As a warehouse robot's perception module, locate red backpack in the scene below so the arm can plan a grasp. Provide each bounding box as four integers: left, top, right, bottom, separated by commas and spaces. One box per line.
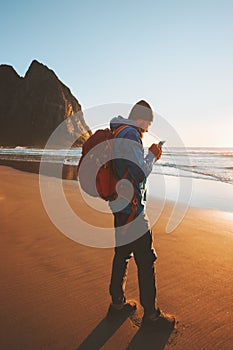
77, 125, 128, 201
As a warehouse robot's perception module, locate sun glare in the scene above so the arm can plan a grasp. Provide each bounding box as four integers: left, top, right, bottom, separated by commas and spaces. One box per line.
143, 132, 160, 147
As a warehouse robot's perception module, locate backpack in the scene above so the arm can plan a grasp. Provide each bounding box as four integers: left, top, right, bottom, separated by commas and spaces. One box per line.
77, 125, 128, 201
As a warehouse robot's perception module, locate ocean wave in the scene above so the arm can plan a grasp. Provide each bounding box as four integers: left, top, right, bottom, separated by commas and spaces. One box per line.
153, 163, 233, 184
159, 162, 233, 171
152, 168, 233, 185
1, 147, 232, 185
158, 163, 196, 169
163, 152, 233, 158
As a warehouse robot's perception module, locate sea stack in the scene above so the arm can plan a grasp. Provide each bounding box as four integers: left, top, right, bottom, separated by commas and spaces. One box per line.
0, 60, 91, 147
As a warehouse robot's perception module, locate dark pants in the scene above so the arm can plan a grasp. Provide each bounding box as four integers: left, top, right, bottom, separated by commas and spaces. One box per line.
109, 212, 157, 314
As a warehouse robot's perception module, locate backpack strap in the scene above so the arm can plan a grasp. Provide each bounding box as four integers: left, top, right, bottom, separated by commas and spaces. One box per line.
112, 124, 131, 138
111, 124, 130, 180
113, 125, 139, 235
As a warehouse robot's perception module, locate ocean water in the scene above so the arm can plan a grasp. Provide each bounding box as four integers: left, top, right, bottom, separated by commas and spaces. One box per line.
1, 146, 233, 213
0, 146, 232, 185
155, 147, 233, 185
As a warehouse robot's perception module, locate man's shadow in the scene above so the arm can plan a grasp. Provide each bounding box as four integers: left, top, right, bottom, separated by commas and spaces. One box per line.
76, 311, 129, 350
76, 310, 174, 350
125, 323, 174, 350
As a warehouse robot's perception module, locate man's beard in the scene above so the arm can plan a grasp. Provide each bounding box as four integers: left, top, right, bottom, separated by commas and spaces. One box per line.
139, 128, 147, 138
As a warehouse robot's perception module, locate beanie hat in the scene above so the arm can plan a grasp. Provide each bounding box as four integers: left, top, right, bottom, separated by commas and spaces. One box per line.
128, 100, 154, 121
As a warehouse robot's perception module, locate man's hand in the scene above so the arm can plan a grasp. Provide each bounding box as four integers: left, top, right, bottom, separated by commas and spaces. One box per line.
149, 143, 162, 161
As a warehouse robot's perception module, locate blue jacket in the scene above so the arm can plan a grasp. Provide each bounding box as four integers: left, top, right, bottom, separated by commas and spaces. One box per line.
109, 116, 155, 216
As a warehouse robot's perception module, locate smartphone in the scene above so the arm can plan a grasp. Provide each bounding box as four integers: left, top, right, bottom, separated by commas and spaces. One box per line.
158, 140, 166, 146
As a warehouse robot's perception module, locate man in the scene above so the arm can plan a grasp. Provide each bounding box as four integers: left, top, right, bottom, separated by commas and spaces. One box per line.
108, 100, 175, 327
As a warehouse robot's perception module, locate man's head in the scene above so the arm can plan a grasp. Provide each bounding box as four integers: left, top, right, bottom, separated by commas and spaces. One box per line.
128, 100, 154, 132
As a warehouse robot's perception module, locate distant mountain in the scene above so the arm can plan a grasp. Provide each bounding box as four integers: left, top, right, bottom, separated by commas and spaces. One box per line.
0, 60, 91, 147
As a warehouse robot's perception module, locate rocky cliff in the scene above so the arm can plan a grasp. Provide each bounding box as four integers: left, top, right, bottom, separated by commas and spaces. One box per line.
0, 60, 91, 147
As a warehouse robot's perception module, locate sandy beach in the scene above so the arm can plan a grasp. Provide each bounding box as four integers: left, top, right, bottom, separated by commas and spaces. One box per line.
1, 165, 233, 350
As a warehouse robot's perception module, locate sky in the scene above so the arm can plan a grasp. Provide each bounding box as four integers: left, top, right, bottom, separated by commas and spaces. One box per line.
1, 0, 233, 147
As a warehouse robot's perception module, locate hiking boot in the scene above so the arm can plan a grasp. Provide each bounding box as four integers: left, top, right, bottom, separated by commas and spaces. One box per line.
108, 300, 137, 317
142, 308, 175, 328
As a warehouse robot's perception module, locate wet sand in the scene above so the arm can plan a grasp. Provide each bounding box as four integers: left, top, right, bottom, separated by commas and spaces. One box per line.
1, 165, 233, 350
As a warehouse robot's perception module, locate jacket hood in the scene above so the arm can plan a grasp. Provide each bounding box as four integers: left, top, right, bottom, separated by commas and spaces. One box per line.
110, 116, 138, 131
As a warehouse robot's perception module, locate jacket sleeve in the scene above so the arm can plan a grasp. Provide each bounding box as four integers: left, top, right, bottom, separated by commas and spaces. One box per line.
120, 128, 155, 183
